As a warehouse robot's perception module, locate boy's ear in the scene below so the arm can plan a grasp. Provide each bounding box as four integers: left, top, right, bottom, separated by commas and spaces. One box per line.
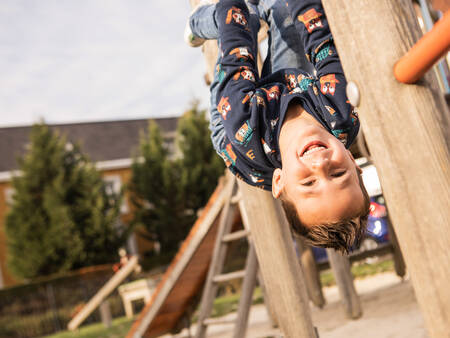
272, 168, 284, 199
347, 150, 363, 174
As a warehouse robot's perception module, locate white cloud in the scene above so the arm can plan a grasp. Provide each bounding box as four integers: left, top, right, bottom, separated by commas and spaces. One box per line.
0, 0, 210, 126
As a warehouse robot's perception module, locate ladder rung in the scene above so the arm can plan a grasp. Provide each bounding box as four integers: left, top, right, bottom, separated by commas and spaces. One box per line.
213, 270, 246, 283
222, 230, 250, 242
230, 192, 242, 204
203, 317, 236, 326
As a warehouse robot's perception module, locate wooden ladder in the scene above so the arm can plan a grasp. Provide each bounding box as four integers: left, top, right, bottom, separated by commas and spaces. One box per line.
194, 176, 260, 338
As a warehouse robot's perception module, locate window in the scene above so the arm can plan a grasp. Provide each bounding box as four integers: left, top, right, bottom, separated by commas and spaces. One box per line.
4, 187, 14, 205
103, 175, 129, 214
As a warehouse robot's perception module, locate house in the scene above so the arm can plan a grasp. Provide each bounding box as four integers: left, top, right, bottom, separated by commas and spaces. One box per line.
0, 117, 178, 288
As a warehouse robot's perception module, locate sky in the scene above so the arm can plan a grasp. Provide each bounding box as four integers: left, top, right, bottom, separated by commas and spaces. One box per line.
0, 0, 210, 127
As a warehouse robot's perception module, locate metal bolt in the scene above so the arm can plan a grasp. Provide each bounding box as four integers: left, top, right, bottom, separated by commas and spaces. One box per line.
346, 81, 360, 107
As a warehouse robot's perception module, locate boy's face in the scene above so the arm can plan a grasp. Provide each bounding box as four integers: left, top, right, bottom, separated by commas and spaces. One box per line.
273, 108, 365, 227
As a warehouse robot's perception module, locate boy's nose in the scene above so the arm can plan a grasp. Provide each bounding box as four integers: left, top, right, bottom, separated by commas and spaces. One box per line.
311, 157, 330, 171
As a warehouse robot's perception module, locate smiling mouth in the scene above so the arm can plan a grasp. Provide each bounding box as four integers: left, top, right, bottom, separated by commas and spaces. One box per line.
300, 141, 328, 157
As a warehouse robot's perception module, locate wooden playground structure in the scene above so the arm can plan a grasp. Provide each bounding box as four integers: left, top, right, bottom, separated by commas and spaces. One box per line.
127, 1, 449, 337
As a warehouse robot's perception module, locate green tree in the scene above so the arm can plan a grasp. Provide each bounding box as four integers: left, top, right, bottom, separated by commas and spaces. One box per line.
177, 102, 224, 214
129, 103, 223, 265
129, 121, 189, 259
5, 124, 125, 279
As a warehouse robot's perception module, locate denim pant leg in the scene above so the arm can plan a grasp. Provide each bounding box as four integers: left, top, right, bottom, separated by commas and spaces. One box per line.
189, 4, 219, 39
189, 0, 313, 73
189, 1, 260, 39
209, 63, 226, 154
188, 4, 224, 153
259, 0, 313, 75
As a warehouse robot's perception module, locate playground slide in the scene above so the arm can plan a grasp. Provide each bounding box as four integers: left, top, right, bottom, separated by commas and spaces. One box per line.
127, 178, 231, 338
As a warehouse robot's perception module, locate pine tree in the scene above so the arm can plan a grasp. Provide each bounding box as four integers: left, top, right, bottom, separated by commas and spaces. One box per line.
5, 124, 125, 279
177, 102, 224, 214
129, 106, 223, 265
129, 121, 189, 257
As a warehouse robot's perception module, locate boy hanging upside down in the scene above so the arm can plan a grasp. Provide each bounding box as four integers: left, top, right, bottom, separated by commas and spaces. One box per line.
186, 0, 370, 253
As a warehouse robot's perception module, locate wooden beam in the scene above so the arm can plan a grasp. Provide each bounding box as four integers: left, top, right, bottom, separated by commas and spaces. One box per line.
326, 249, 362, 319
237, 180, 316, 338
68, 256, 139, 330
232, 244, 258, 338
221, 229, 249, 242
256, 271, 279, 328
322, 1, 450, 336
239, 195, 279, 328
203, 317, 235, 326
296, 239, 325, 308
386, 214, 406, 278
212, 270, 246, 283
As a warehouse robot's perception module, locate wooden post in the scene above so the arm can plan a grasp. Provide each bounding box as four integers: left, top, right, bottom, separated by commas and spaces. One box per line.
386, 214, 406, 278
296, 239, 325, 308
238, 180, 316, 338
239, 193, 279, 329
322, 1, 450, 336
232, 244, 258, 338
256, 272, 279, 328
99, 300, 112, 328
326, 249, 362, 319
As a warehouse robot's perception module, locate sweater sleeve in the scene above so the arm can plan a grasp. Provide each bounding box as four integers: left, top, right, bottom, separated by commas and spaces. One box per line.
214, 0, 283, 188
286, 0, 360, 148
215, 0, 260, 135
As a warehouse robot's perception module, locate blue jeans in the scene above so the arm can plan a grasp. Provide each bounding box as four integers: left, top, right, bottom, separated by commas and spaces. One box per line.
189, 0, 312, 152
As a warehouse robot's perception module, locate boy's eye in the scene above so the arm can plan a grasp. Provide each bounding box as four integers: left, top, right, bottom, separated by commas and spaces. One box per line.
331, 170, 346, 177
302, 180, 315, 186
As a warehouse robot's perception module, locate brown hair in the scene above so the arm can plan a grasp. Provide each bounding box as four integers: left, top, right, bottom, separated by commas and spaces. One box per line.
281, 173, 370, 254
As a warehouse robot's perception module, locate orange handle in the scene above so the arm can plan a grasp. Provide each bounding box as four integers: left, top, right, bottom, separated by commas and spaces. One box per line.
394, 10, 450, 84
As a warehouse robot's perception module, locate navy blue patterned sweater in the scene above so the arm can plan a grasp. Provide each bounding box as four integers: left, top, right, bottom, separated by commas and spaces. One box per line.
215, 0, 359, 190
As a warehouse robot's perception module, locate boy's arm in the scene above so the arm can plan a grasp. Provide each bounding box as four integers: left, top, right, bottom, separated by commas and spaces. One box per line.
287, 0, 359, 147
215, 0, 259, 125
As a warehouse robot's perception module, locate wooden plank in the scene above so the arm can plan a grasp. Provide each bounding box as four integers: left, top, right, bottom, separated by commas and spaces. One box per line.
233, 244, 258, 338
222, 229, 250, 242
322, 1, 450, 336
138, 213, 219, 336
203, 317, 236, 326
68, 256, 139, 330
326, 249, 362, 319
212, 270, 246, 283
237, 180, 316, 338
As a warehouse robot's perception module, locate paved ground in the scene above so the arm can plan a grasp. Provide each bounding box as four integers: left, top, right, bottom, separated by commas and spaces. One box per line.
165, 271, 428, 338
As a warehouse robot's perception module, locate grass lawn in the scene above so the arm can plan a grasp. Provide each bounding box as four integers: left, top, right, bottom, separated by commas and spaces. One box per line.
43, 316, 135, 338
320, 258, 394, 287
